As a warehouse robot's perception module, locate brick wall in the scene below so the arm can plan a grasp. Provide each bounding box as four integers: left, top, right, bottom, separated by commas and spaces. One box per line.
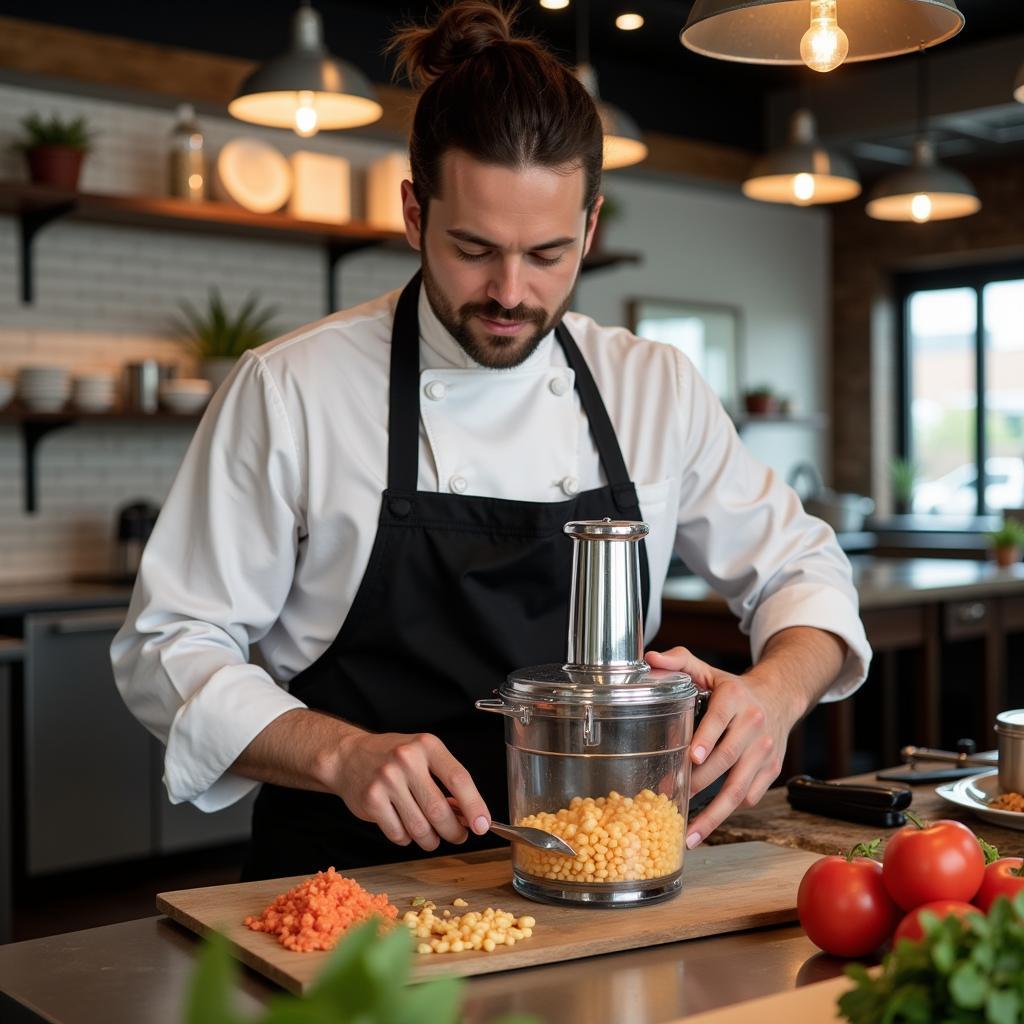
831, 157, 1024, 506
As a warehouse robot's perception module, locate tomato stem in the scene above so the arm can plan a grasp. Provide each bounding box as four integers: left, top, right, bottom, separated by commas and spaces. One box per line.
978, 835, 1000, 865
846, 838, 882, 862
904, 810, 927, 830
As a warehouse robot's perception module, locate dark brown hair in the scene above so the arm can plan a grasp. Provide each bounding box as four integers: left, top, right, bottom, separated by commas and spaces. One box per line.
388, 2, 602, 218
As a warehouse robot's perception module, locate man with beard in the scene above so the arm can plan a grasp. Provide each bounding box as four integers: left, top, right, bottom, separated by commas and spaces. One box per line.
112, 1, 870, 878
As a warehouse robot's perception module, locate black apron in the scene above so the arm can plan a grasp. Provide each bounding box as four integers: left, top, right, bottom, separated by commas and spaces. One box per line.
244, 272, 651, 880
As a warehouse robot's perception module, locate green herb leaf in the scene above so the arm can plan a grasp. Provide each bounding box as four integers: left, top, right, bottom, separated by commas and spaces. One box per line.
950, 961, 988, 1009
986, 988, 1021, 1024
183, 931, 245, 1024
978, 836, 1000, 865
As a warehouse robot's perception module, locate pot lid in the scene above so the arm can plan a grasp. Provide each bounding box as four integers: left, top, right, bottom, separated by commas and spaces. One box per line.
996, 709, 1024, 736
503, 662, 696, 706
564, 520, 650, 540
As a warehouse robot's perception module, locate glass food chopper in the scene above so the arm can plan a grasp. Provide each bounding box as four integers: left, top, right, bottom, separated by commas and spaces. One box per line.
477, 520, 700, 906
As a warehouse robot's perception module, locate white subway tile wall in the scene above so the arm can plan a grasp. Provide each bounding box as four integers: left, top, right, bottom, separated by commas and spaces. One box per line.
0, 81, 417, 583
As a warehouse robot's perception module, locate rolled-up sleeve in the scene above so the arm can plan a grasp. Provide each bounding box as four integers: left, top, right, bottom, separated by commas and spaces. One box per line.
670, 351, 871, 700
111, 351, 309, 811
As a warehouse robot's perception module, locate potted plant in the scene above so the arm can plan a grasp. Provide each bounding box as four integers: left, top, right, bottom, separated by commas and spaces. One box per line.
743, 384, 779, 415
988, 519, 1024, 568
15, 113, 94, 190
889, 457, 918, 516
173, 289, 279, 392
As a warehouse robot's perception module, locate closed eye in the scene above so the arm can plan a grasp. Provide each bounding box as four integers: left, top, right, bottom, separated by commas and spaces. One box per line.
455, 248, 490, 263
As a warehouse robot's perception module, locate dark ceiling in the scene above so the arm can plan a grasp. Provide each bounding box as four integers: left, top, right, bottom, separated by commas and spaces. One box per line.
1, 1, 1023, 151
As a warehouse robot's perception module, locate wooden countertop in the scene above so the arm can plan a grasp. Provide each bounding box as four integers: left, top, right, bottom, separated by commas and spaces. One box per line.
664, 555, 1024, 612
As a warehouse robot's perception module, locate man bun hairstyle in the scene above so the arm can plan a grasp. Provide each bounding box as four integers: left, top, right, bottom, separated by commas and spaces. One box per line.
388, 1, 603, 219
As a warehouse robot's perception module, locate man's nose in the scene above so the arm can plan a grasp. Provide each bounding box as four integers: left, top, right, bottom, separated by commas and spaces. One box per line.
486, 258, 525, 312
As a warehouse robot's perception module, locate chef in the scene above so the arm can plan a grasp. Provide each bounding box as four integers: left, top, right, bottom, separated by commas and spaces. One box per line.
112, 0, 871, 880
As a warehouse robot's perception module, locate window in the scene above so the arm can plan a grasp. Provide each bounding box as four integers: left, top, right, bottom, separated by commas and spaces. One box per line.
898, 263, 1024, 517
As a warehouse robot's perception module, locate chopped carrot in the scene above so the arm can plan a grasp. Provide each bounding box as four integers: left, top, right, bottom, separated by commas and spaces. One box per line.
243, 866, 398, 952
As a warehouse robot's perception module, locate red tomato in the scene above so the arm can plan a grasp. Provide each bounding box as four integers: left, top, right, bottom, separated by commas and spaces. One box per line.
893, 900, 981, 944
798, 852, 899, 957
882, 818, 985, 910
974, 857, 1024, 913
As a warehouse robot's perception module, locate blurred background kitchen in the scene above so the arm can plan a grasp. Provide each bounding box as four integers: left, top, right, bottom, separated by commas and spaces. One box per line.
0, 0, 1022, 946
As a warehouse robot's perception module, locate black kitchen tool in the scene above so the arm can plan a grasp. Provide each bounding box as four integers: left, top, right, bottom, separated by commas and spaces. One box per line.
877, 738, 997, 785
786, 775, 912, 828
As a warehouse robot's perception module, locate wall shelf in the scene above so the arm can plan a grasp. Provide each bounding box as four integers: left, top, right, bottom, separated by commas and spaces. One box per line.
0, 405, 199, 514
732, 412, 828, 430
0, 181, 642, 312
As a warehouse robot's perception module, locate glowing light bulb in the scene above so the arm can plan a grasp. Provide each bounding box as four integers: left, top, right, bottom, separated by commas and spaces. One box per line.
793, 173, 816, 203
800, 0, 849, 73
615, 13, 644, 30
540, 0, 569, 9
910, 193, 933, 223
294, 91, 319, 137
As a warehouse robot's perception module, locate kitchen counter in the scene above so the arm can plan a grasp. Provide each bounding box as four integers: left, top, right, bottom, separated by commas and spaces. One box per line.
663, 555, 1024, 611
0, 911, 833, 1024
0, 580, 133, 618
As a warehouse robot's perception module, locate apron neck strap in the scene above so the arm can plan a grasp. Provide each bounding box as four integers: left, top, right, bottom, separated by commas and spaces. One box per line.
388, 271, 634, 496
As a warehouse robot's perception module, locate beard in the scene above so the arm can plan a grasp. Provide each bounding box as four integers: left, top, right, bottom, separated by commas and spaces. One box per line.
421, 254, 574, 370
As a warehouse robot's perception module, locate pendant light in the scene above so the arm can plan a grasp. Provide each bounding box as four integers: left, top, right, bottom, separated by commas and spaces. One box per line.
681, 0, 964, 72
229, 2, 382, 137
742, 108, 860, 205
866, 54, 980, 223
1014, 62, 1024, 103
574, 0, 648, 169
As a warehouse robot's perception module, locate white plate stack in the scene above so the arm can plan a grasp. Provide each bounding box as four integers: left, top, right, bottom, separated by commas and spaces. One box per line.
159, 378, 212, 414
73, 373, 117, 413
18, 366, 70, 412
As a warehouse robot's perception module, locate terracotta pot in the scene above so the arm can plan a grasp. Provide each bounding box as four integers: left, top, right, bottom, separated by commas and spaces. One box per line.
994, 544, 1021, 568
25, 145, 86, 190
744, 392, 779, 415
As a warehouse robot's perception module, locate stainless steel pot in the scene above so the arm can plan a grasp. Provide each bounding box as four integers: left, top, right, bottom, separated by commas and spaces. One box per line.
788, 462, 875, 533
477, 519, 701, 907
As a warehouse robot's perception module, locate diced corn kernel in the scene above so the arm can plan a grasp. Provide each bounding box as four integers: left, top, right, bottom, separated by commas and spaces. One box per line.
453, 897, 469, 907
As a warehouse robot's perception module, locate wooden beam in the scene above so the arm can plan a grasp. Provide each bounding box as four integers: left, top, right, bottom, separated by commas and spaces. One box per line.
0, 14, 751, 186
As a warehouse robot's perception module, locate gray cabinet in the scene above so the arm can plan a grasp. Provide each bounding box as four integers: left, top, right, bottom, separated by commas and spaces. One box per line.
24, 609, 150, 874
23, 608, 253, 874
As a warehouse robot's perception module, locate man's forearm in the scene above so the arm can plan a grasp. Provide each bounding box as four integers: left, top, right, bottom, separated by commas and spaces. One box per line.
744, 625, 847, 724
231, 708, 364, 793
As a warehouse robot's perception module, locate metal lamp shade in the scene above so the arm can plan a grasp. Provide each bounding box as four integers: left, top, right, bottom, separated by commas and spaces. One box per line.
743, 109, 860, 205
228, 6, 382, 131
865, 139, 980, 221
599, 102, 648, 170
681, 0, 964, 65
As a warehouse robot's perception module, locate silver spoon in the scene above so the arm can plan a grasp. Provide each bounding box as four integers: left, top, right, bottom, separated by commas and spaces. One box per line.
487, 820, 577, 858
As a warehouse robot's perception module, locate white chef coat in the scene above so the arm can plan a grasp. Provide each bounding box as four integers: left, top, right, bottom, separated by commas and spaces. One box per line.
111, 284, 871, 813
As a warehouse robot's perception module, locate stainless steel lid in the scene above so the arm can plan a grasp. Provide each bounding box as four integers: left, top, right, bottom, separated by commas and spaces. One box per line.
503, 663, 696, 708
564, 520, 650, 540
996, 709, 1024, 737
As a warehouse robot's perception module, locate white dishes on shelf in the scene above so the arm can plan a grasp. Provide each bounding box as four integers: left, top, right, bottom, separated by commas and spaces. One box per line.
73, 373, 116, 413
0, 378, 13, 411
159, 378, 212, 415
18, 366, 70, 412
935, 769, 1024, 832
215, 139, 292, 213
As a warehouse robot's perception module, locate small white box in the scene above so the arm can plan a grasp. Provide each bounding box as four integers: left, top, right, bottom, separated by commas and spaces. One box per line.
288, 151, 351, 224
366, 151, 412, 232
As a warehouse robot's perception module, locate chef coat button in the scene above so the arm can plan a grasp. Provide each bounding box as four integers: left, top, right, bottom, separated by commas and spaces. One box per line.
560, 475, 579, 496
449, 475, 468, 494
549, 375, 569, 396
388, 497, 412, 518
424, 380, 447, 401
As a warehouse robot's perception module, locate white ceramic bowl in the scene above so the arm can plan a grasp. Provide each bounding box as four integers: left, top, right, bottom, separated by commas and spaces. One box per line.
160, 379, 211, 414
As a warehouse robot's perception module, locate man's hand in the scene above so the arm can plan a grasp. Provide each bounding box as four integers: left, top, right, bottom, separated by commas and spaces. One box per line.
233, 710, 492, 852
319, 730, 492, 852
646, 627, 845, 850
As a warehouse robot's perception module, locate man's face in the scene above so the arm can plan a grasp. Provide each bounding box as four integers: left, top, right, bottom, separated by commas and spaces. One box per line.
401, 150, 601, 369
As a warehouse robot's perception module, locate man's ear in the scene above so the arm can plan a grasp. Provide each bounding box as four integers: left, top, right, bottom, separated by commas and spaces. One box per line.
401, 180, 423, 252
583, 194, 604, 257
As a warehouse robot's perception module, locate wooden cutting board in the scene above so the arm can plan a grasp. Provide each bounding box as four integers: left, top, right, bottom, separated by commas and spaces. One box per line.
157, 841, 819, 995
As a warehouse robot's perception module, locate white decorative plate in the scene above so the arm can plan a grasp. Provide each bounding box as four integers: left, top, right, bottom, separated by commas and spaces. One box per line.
936, 770, 1024, 831
214, 138, 292, 213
